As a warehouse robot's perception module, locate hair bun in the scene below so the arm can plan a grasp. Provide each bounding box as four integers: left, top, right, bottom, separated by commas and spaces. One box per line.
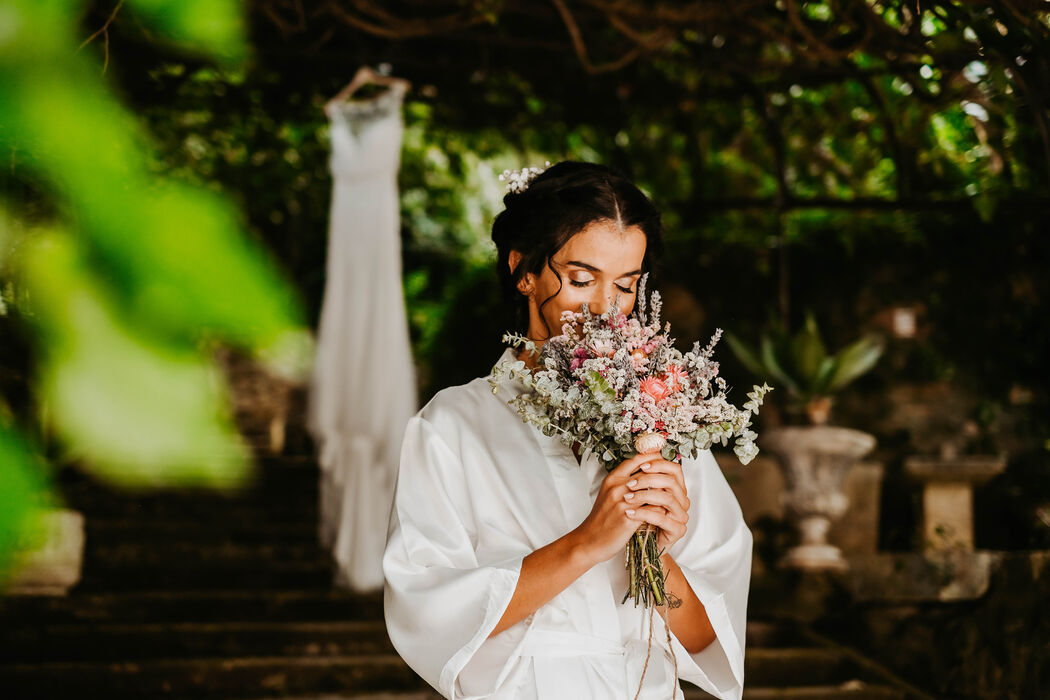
502, 189, 524, 210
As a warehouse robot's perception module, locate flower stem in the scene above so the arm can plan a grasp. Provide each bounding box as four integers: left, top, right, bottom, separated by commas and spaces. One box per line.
625, 524, 666, 608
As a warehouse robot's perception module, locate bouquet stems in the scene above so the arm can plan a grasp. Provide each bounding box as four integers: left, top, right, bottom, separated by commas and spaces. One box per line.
624, 523, 667, 607
623, 432, 670, 608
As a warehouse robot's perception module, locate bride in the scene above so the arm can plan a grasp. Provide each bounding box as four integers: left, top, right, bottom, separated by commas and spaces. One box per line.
383, 161, 752, 700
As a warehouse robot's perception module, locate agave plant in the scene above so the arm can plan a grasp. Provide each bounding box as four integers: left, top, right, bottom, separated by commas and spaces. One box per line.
726, 311, 885, 425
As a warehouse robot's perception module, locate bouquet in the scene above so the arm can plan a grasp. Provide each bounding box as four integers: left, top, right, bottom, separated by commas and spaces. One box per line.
488, 273, 772, 609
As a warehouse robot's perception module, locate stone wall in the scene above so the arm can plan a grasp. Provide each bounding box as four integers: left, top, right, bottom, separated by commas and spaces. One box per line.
819, 551, 1050, 699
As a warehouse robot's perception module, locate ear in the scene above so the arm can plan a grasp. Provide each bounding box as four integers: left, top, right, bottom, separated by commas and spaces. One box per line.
508, 250, 533, 295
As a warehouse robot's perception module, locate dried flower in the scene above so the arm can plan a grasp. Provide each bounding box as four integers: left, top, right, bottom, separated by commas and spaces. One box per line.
488, 272, 773, 612
488, 271, 773, 469
639, 377, 670, 402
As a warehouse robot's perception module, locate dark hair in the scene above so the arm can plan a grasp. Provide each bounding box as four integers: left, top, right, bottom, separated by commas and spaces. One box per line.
491, 160, 665, 339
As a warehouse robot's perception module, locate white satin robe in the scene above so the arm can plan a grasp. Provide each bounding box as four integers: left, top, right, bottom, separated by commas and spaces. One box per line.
384, 346, 753, 700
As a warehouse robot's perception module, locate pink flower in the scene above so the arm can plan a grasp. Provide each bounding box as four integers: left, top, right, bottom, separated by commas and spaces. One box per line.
639, 377, 670, 402
662, 363, 688, 392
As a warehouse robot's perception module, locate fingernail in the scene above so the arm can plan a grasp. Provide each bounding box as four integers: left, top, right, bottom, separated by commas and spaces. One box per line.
624, 492, 635, 501
640, 463, 652, 471
625, 509, 636, 516
627, 479, 637, 487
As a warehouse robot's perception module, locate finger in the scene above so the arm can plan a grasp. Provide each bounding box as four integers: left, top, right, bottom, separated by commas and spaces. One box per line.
638, 459, 686, 493
628, 506, 687, 538
624, 486, 678, 513
609, 451, 664, 479
626, 475, 687, 510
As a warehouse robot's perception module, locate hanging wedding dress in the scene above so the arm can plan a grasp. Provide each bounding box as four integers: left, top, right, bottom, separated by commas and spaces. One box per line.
307, 81, 418, 592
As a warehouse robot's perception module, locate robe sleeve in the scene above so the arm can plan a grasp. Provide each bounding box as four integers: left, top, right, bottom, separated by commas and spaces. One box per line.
666, 447, 753, 700
383, 413, 528, 700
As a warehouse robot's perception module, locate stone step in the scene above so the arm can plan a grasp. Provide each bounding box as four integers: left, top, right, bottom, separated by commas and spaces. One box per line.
85, 518, 319, 543
1, 620, 394, 663
62, 471, 320, 496
64, 499, 319, 522
61, 482, 318, 508
56, 467, 321, 512
0, 590, 383, 624
217, 683, 906, 700
738, 684, 906, 699
744, 620, 810, 648
237, 694, 443, 700
744, 648, 853, 687
0, 619, 809, 666
86, 541, 331, 566
76, 559, 334, 592
0, 654, 426, 699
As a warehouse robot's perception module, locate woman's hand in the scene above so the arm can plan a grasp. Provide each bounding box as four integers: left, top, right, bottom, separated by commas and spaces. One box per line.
571, 451, 690, 565
623, 456, 690, 552
490, 451, 690, 638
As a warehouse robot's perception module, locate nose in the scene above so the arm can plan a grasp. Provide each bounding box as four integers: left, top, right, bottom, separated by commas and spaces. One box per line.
588, 288, 617, 316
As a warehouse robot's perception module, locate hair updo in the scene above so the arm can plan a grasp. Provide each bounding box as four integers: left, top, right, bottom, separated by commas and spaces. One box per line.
491, 160, 665, 339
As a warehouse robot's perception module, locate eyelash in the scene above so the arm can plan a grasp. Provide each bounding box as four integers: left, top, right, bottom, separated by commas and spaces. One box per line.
569, 280, 634, 294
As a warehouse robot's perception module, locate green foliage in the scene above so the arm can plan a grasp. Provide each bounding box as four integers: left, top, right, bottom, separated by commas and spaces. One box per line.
2, 0, 1046, 550
0, 425, 49, 587
726, 311, 885, 423
0, 0, 305, 578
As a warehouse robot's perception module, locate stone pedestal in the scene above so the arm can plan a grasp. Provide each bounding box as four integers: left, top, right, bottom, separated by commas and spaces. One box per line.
761, 426, 877, 572
903, 454, 1006, 552
6, 508, 85, 595
716, 454, 884, 557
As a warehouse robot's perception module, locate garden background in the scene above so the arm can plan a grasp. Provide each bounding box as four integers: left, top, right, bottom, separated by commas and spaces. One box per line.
1, 2, 1048, 698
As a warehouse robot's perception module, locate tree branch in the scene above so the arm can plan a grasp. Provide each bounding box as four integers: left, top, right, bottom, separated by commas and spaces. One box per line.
77, 0, 125, 74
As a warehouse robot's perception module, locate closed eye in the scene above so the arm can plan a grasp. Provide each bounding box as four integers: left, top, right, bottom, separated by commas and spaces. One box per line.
569, 280, 634, 294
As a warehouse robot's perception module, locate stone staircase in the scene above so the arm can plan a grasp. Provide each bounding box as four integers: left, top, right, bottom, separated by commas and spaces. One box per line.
0, 450, 921, 699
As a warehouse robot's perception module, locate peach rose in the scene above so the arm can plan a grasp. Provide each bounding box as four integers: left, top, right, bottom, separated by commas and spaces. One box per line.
639, 376, 670, 402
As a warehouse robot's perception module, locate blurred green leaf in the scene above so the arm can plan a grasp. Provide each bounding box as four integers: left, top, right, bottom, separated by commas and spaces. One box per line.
1, 75, 304, 350
791, 311, 827, 388
760, 334, 800, 396
125, 0, 248, 63
826, 334, 886, 393
725, 331, 766, 379
812, 356, 837, 395
20, 230, 251, 488
0, 425, 49, 582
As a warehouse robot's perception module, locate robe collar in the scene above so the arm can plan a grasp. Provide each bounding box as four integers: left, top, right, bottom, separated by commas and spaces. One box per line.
489, 345, 605, 500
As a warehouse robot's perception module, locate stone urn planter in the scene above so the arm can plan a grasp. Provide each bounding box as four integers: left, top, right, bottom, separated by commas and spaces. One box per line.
762, 426, 876, 571
6, 508, 85, 595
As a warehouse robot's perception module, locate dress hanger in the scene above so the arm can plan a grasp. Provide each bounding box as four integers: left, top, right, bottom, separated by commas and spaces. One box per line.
324, 65, 411, 119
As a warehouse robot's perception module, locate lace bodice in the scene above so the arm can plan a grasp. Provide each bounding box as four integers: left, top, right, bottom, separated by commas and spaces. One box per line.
327, 82, 407, 179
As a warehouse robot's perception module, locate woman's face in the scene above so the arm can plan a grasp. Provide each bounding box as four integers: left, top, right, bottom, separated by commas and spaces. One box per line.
510, 219, 647, 344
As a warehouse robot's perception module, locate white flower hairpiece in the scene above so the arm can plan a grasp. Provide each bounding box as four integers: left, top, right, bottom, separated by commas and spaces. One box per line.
499, 160, 552, 194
